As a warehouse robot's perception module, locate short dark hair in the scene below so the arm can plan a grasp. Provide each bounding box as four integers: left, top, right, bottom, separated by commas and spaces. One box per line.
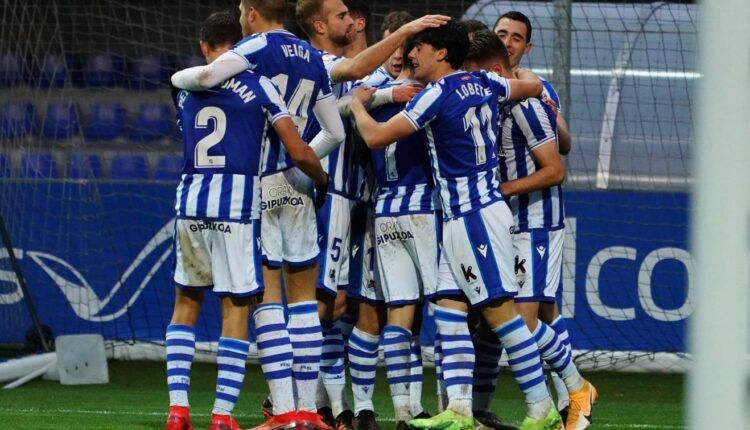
241, 0, 287, 24
495, 11, 532, 42
410, 20, 469, 70
344, 0, 370, 23
460, 19, 488, 35
465, 29, 510, 70
200, 10, 243, 49
295, 0, 323, 38
380, 11, 413, 37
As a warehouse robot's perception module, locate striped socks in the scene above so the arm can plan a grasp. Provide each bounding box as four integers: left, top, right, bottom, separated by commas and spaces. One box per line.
433, 306, 474, 417
382, 325, 412, 421
288, 301, 323, 412
348, 326, 379, 414
166, 324, 195, 407
212, 337, 250, 415
254, 303, 295, 415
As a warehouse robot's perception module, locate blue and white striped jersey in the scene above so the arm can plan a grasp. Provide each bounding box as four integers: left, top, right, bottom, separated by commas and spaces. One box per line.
356, 66, 393, 89
400, 70, 510, 219
541, 78, 560, 111
304, 51, 359, 198
498, 97, 564, 231
230, 29, 332, 175
174, 71, 289, 221
370, 79, 435, 216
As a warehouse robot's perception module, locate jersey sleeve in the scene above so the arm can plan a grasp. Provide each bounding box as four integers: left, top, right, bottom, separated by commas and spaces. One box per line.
512, 98, 557, 151
257, 76, 291, 124
399, 85, 444, 131
541, 79, 561, 113
316, 52, 337, 101
229, 34, 269, 70
484, 71, 512, 103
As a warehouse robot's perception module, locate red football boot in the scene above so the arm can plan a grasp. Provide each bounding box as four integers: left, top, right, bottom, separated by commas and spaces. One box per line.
249, 410, 298, 430
165, 405, 193, 430
297, 410, 334, 430
209, 413, 241, 430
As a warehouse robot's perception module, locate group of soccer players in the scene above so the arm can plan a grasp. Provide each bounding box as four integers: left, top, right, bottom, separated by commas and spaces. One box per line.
163, 1, 597, 430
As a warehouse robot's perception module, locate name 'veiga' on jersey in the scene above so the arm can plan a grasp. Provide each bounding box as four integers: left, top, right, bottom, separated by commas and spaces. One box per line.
175, 71, 289, 221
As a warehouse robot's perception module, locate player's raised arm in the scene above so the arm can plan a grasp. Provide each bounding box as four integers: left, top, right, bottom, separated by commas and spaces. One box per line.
171, 50, 247, 91
350, 86, 417, 149
273, 117, 328, 186
505, 67, 543, 101
543, 95, 572, 155
329, 14, 451, 83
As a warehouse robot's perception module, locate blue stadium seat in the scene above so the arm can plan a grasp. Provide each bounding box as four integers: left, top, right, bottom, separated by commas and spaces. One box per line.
42, 102, 80, 140
84, 102, 125, 141
84, 53, 124, 87
1, 101, 35, 138
20, 153, 58, 178
110, 154, 149, 180
68, 153, 103, 179
0, 154, 10, 177
130, 54, 169, 90
154, 155, 183, 181
0, 52, 23, 87
38, 53, 71, 88
129, 103, 173, 141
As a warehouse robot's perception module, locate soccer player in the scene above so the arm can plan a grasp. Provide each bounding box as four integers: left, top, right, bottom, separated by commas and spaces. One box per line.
171, 2, 345, 429
354, 45, 436, 428
350, 21, 563, 430
295, 2, 447, 428
493, 11, 571, 155
165, 10, 328, 430
466, 29, 598, 430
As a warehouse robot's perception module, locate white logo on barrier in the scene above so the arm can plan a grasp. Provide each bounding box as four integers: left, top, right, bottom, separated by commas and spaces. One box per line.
0, 220, 174, 322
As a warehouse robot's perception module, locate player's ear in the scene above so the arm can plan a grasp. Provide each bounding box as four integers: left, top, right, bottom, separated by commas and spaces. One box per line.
199, 41, 210, 60
436, 47, 448, 63
313, 19, 326, 36
524, 41, 533, 55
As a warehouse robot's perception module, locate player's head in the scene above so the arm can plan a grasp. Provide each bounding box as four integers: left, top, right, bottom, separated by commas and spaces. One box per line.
493, 11, 533, 68
344, 0, 370, 43
407, 20, 469, 82
239, 0, 287, 35
296, 0, 355, 47
199, 10, 243, 63
380, 11, 413, 78
463, 29, 511, 76
460, 19, 489, 40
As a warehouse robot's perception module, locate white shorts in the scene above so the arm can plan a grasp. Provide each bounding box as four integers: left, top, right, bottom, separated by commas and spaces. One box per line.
375, 213, 439, 305
173, 218, 263, 297
513, 228, 564, 303
440, 202, 516, 307
261, 168, 319, 267
348, 204, 384, 304
316, 193, 355, 296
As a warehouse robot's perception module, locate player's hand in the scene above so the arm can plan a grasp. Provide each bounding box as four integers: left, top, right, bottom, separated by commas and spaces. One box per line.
392, 83, 423, 103
400, 15, 452, 35
314, 174, 329, 210
352, 86, 376, 104
542, 94, 559, 117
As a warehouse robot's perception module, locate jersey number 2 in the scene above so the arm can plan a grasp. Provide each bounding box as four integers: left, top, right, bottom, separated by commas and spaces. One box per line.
194, 106, 226, 168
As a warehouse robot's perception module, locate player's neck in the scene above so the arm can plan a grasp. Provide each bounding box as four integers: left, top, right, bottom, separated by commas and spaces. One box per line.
427, 62, 457, 82
396, 68, 415, 81
311, 36, 347, 56
250, 20, 284, 34
344, 36, 367, 57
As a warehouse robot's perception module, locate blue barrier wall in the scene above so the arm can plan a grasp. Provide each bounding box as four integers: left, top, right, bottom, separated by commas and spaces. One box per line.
0, 183, 691, 353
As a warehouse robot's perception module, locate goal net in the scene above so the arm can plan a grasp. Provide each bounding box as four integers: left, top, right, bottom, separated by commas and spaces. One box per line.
0, 0, 696, 372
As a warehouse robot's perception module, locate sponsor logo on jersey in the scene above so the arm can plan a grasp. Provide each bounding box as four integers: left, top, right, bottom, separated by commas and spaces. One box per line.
261, 184, 305, 210
188, 221, 233, 234
376, 220, 415, 245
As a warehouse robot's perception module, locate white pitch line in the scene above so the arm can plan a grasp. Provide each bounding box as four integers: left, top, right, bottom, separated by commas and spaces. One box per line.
0, 407, 686, 429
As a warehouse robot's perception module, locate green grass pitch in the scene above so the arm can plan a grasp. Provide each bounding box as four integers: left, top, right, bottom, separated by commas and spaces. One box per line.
0, 360, 683, 429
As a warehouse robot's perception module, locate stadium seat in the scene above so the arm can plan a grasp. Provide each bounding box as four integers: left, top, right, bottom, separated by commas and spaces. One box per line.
154, 155, 183, 181
129, 103, 173, 141
84, 102, 126, 141
0, 52, 23, 87
68, 153, 103, 179
0, 101, 35, 138
0, 154, 10, 177
42, 102, 80, 140
38, 53, 71, 88
84, 53, 124, 87
110, 154, 149, 180
129, 53, 169, 90
20, 153, 58, 178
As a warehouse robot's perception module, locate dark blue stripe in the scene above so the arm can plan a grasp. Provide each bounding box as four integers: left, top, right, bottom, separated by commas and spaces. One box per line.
433, 309, 467, 323
512, 363, 542, 378
288, 302, 318, 315
531, 229, 550, 297
437, 334, 472, 343
315, 194, 333, 288
293, 371, 319, 381
217, 377, 244, 390
263, 368, 293, 380
442, 361, 475, 371
218, 349, 249, 361
258, 338, 293, 350
321, 364, 345, 374
167, 367, 191, 377
290, 340, 322, 349
511, 121, 530, 227
321, 352, 343, 360
496, 316, 526, 338
218, 173, 233, 219
259, 352, 293, 365
442, 347, 475, 357
385, 362, 411, 372
217, 364, 246, 374
167, 353, 193, 363
506, 337, 537, 355
289, 326, 322, 335
348, 362, 375, 372
444, 376, 474, 386
166, 338, 195, 348
167, 324, 194, 335
385, 375, 411, 385
551, 354, 571, 373
218, 338, 250, 352
464, 209, 504, 296
177, 175, 193, 216
215, 391, 238, 403
349, 348, 378, 359
293, 354, 322, 364
168, 383, 189, 392
384, 349, 411, 359
349, 334, 379, 352
508, 350, 541, 367
240, 173, 253, 218
382, 325, 412, 338
255, 323, 288, 336
519, 375, 546, 392
195, 173, 211, 217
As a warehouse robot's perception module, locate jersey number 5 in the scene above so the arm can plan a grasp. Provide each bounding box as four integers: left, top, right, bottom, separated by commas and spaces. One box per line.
194, 106, 227, 169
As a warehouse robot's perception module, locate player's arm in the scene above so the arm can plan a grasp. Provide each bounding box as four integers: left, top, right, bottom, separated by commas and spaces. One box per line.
350, 87, 417, 149
329, 14, 451, 83
505, 68, 543, 101
171, 50, 247, 91
337, 83, 422, 117
542, 95, 572, 155
309, 95, 346, 159
500, 141, 564, 197
274, 117, 328, 186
